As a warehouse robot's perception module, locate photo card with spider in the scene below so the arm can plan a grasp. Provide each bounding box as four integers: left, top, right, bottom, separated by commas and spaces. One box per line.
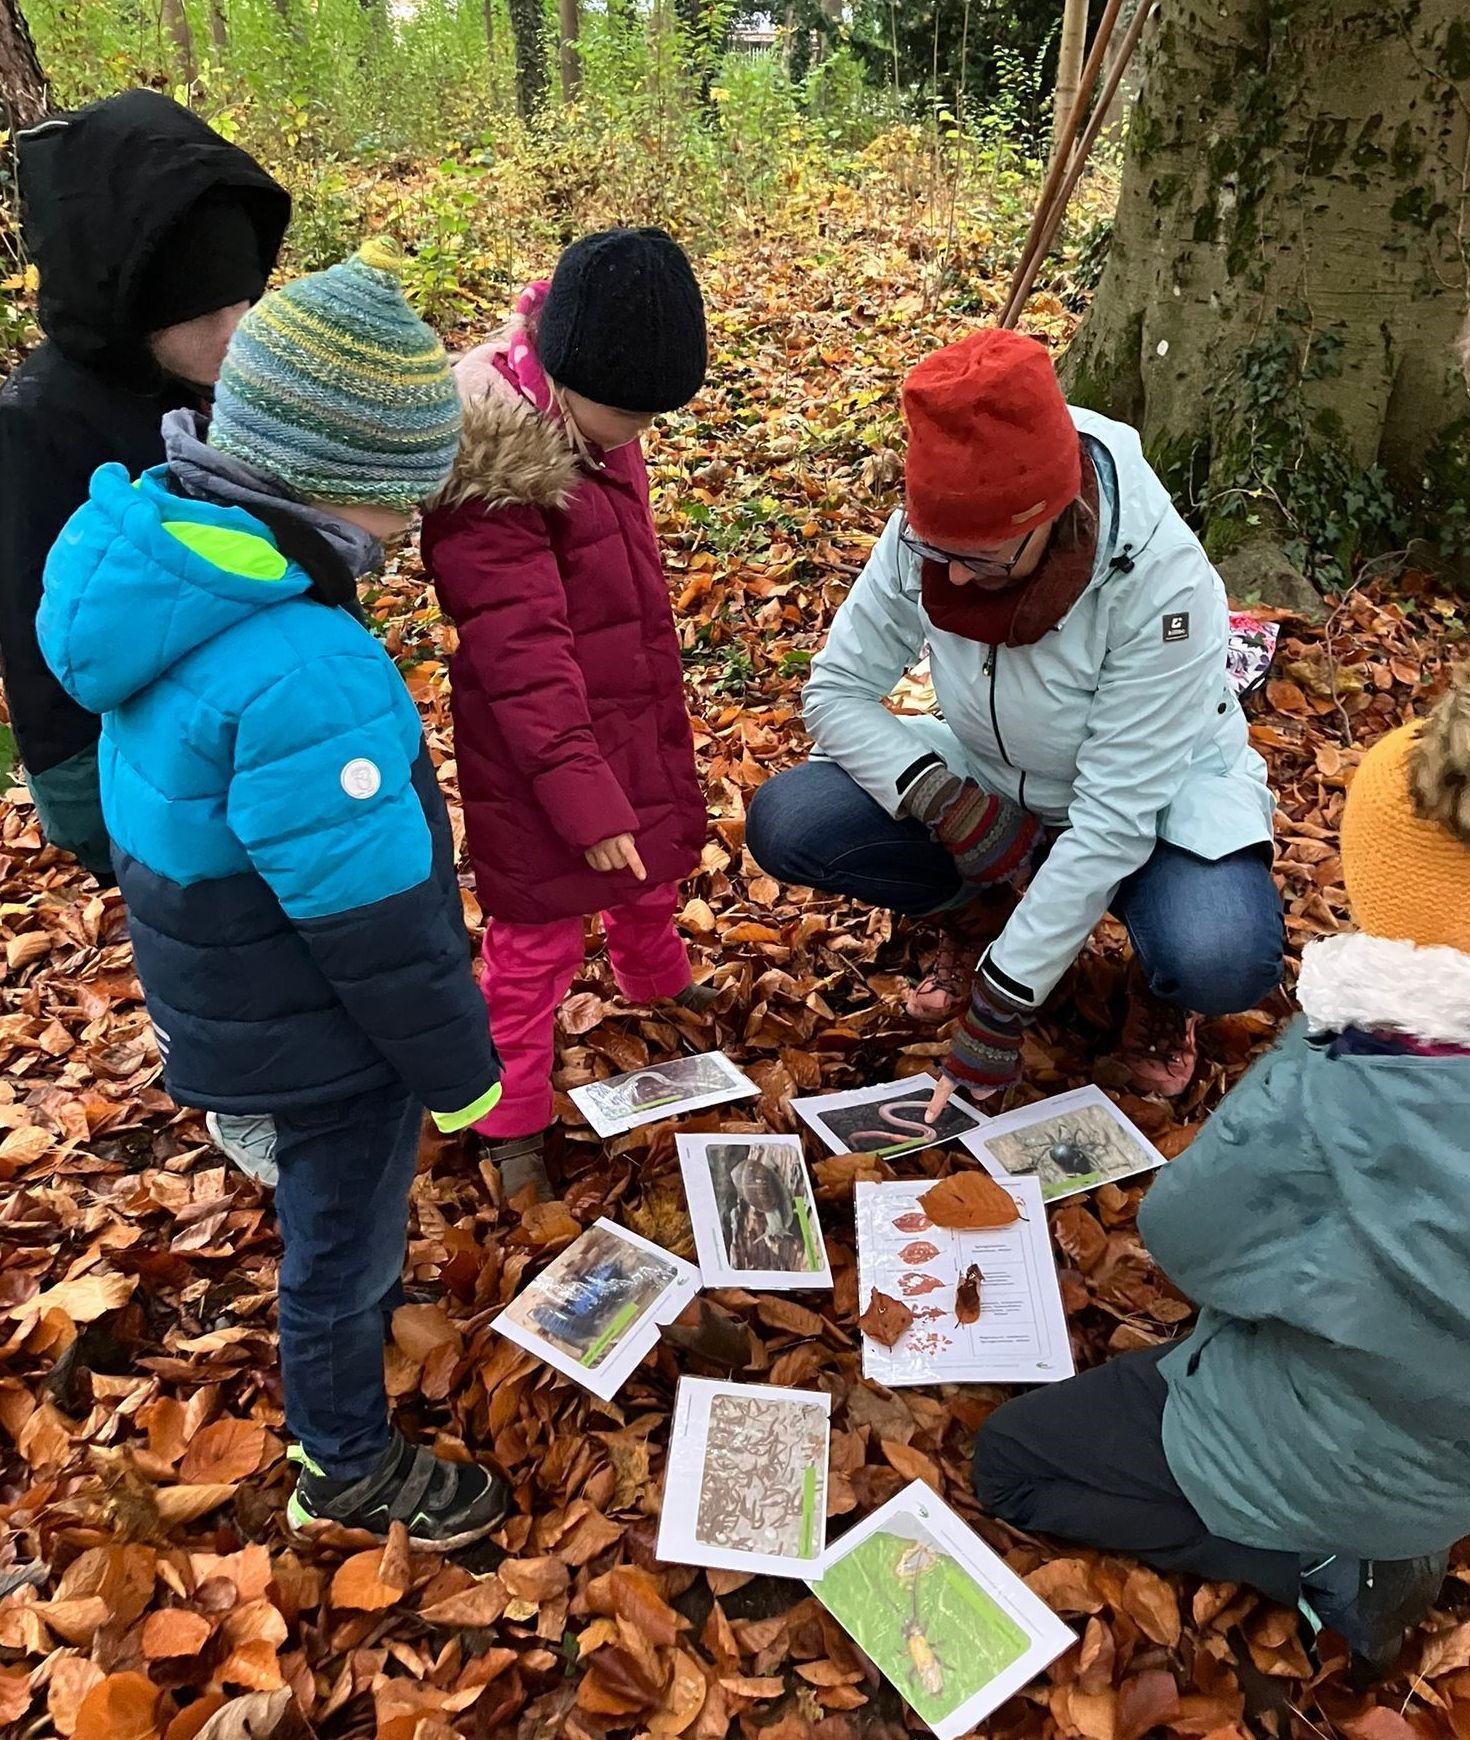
810, 1479, 1074, 1740
494, 1219, 700, 1402
677, 1134, 833, 1291
569, 1050, 758, 1138
962, 1085, 1163, 1203
657, 1378, 831, 1576
791, 1074, 991, 1160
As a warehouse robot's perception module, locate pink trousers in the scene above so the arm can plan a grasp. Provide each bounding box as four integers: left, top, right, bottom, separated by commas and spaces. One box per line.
475, 880, 693, 1139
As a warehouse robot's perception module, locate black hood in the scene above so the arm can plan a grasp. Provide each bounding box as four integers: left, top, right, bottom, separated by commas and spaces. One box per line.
18, 89, 290, 376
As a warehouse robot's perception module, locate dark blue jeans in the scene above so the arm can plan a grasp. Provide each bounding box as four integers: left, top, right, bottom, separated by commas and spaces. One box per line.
747, 760, 1283, 1015
273, 1086, 421, 1479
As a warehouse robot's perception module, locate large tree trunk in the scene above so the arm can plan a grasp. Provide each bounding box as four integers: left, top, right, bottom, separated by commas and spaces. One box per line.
1064, 0, 1470, 591
507, 0, 548, 116
1, 0, 48, 128
161, 0, 197, 85
558, 0, 581, 102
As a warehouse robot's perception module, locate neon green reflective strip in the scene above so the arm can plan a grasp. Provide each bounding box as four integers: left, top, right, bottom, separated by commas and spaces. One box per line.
287, 1444, 326, 1477
431, 1082, 503, 1134
162, 520, 289, 582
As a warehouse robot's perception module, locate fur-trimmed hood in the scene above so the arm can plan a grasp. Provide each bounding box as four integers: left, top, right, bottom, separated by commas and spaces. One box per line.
1298, 930, 1470, 1046
434, 378, 581, 515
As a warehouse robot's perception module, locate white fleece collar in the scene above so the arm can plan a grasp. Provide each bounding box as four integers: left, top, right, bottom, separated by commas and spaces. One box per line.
1297, 932, 1470, 1045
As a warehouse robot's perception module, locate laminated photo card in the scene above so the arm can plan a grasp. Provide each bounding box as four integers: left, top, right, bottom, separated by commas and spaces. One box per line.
570, 1050, 758, 1138
961, 1084, 1162, 1203
810, 1480, 1075, 1740
854, 1177, 1074, 1386
657, 1377, 831, 1576
494, 1219, 699, 1402
676, 1134, 832, 1291
791, 1074, 991, 1160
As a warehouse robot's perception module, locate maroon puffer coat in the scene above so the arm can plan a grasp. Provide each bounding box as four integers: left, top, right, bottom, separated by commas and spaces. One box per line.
420, 385, 706, 924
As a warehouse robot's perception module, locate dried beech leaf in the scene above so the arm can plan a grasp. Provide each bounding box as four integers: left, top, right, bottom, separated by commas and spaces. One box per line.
329, 1547, 405, 1612
142, 1607, 213, 1659
418, 1577, 509, 1628
72, 1673, 163, 1740
954, 1263, 983, 1324
857, 1289, 912, 1348
919, 1171, 1019, 1230
179, 1419, 266, 1485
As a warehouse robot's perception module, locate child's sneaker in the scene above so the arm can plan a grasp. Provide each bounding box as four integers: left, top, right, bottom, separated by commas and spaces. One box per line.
287, 1430, 510, 1550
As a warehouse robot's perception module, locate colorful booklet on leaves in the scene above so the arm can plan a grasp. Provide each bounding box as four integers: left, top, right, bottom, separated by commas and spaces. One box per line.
569, 1050, 758, 1138
810, 1480, 1075, 1740
494, 1219, 699, 1402
960, 1084, 1162, 1203
791, 1074, 991, 1160
657, 1377, 831, 1577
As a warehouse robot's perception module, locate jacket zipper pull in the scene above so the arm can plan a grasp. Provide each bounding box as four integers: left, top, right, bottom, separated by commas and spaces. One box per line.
983, 646, 995, 678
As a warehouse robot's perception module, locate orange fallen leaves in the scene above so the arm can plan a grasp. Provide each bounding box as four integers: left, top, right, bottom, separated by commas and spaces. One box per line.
920, 1169, 1020, 1229
856, 1289, 912, 1347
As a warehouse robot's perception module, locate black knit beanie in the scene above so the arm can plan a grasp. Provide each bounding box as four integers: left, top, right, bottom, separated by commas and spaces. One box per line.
134, 189, 271, 333
536, 227, 707, 414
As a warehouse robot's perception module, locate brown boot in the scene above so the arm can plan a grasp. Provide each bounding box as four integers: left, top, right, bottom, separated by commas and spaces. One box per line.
1119, 964, 1200, 1096
905, 890, 1013, 1024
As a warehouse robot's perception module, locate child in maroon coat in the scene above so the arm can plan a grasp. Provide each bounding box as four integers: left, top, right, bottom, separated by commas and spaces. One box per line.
421, 229, 711, 1196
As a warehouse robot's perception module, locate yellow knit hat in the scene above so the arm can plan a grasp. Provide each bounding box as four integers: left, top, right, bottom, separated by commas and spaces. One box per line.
1341, 679, 1470, 952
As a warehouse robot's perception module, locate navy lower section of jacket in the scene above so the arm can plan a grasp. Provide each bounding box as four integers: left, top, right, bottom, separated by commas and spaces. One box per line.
119, 749, 488, 1114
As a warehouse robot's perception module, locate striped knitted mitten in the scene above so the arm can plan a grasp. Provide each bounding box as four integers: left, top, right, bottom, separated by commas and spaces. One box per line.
942, 979, 1024, 1093
906, 766, 1040, 887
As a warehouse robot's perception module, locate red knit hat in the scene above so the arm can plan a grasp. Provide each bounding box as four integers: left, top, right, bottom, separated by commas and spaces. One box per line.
902, 329, 1081, 548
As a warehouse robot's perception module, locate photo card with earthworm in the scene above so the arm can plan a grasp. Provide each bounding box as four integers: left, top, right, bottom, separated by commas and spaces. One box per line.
790, 1073, 992, 1160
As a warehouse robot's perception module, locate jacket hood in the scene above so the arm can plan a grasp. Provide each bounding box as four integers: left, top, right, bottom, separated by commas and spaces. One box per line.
19, 90, 290, 376
39, 464, 313, 714
435, 366, 580, 514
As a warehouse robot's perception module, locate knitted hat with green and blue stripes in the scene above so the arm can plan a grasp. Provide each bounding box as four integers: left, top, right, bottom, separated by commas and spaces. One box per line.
209, 238, 461, 511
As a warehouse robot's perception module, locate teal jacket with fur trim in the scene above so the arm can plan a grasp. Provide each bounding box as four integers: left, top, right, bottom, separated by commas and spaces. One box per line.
1143, 933, 1470, 1559
38, 462, 500, 1126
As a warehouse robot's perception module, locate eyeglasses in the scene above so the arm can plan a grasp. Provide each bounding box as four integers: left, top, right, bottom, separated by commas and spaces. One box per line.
899, 519, 1035, 578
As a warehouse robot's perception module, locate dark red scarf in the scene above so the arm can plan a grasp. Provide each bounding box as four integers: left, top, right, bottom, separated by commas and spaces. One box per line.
920, 448, 1100, 647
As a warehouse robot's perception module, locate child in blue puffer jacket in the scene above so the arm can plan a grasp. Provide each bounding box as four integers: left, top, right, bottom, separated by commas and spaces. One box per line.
39, 240, 508, 1551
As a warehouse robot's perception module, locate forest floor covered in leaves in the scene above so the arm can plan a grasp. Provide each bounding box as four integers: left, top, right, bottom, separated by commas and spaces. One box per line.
2, 157, 1469, 1740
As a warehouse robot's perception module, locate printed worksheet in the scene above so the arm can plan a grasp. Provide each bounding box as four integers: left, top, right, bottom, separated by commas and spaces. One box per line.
854, 1178, 1074, 1386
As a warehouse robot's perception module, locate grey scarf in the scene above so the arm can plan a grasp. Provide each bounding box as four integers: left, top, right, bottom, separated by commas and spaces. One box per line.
161, 408, 383, 583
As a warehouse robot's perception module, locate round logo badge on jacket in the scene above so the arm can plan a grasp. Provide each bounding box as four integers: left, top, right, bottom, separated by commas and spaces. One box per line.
340, 758, 382, 800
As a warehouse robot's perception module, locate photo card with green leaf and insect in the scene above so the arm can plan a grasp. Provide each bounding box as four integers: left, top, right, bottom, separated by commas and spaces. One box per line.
810, 1480, 1075, 1740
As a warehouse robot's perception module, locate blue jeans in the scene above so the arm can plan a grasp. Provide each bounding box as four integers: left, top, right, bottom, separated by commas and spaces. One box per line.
747, 760, 1283, 1015
273, 1086, 420, 1478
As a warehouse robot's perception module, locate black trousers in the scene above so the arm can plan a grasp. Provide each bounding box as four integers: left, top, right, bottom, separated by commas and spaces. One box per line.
973, 1346, 1302, 1608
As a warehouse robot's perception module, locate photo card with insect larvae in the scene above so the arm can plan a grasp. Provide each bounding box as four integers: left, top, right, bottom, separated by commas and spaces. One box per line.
657, 1378, 831, 1577
493, 1219, 700, 1402
790, 1074, 992, 1161
569, 1050, 758, 1139
853, 1177, 1074, 1386
809, 1479, 1075, 1740
676, 1134, 832, 1291
960, 1084, 1162, 1203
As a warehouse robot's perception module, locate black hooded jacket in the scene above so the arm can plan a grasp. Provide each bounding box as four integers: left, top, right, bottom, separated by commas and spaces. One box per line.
0, 90, 289, 798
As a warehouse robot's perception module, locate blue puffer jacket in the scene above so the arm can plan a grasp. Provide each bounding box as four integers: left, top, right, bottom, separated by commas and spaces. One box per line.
38, 462, 501, 1122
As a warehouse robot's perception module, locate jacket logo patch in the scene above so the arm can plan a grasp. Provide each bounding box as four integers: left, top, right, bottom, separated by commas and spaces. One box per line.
340, 758, 382, 800
1163, 611, 1191, 644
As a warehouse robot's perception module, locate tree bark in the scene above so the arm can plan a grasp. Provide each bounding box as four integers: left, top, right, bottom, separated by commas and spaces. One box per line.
209, 1, 229, 53
1064, 0, 1470, 583
507, 0, 549, 116
161, 0, 197, 84
558, 0, 581, 102
1053, 0, 1090, 147
0, 0, 47, 129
